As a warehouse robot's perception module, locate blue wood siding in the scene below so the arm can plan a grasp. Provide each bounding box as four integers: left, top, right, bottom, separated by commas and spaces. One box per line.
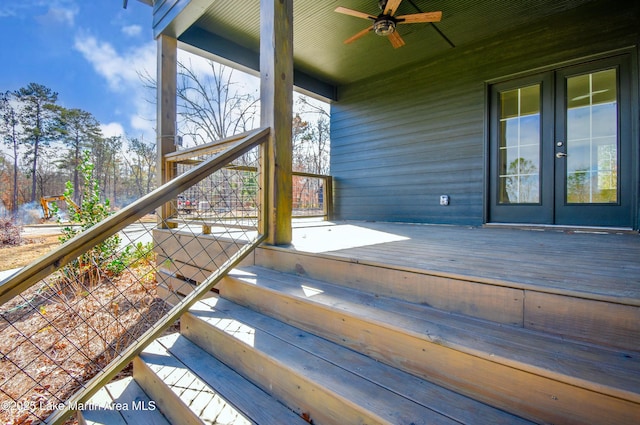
330, 2, 639, 226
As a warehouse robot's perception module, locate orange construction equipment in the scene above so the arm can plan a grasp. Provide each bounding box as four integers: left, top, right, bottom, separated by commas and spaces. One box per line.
40, 195, 80, 220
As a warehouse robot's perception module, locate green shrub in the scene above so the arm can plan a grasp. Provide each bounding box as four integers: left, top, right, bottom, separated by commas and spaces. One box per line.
56, 152, 126, 290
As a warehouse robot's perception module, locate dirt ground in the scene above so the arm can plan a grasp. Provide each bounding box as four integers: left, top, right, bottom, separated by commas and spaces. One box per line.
0, 233, 61, 271
0, 227, 169, 425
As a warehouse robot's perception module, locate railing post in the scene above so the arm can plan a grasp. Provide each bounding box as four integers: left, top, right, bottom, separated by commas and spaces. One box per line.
324, 176, 334, 220
157, 34, 178, 229
260, 0, 293, 245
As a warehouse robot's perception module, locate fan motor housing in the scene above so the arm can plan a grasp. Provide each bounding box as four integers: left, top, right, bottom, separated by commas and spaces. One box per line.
373, 17, 396, 36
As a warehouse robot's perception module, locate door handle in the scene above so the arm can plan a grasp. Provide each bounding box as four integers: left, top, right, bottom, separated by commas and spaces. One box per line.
556, 152, 567, 158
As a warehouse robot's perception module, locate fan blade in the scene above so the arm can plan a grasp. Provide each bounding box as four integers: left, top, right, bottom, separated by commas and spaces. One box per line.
388, 30, 405, 48
396, 11, 442, 23
344, 27, 373, 44
335, 6, 376, 20
383, 0, 403, 16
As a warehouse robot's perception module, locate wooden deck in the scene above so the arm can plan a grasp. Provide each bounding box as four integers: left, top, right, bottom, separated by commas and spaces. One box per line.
287, 220, 640, 305
96, 219, 639, 424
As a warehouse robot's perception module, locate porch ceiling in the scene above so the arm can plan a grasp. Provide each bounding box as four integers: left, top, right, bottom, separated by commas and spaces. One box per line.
157, 0, 602, 98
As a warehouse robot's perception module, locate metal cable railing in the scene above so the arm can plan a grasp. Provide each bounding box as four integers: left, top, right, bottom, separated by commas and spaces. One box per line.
0, 127, 269, 425
165, 135, 332, 221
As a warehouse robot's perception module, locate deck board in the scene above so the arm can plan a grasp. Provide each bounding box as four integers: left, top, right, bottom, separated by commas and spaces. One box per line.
226, 266, 640, 395
288, 221, 640, 304
79, 377, 170, 425
193, 296, 535, 424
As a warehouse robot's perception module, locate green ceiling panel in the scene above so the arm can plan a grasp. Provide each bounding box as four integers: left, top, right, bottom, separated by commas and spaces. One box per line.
168, 0, 611, 90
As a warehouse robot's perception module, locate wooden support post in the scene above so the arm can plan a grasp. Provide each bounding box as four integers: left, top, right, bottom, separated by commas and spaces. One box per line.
157, 34, 178, 228
260, 0, 293, 246
324, 177, 334, 221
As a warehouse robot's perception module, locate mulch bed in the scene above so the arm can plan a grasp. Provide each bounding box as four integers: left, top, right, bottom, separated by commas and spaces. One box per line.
0, 265, 175, 425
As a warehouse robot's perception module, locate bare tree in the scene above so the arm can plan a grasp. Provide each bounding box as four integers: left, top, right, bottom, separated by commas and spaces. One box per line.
141, 58, 331, 217
0, 154, 13, 217
176, 59, 259, 144
140, 59, 259, 146
124, 137, 156, 198
293, 96, 330, 175
92, 135, 123, 204
297, 95, 330, 120
291, 96, 331, 213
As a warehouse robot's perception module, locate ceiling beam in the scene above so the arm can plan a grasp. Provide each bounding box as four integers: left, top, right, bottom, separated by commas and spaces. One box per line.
179, 26, 338, 101
152, 0, 211, 38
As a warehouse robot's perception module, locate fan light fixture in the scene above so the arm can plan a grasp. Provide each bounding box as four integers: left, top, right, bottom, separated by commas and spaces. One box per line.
335, 1, 442, 49
373, 18, 396, 36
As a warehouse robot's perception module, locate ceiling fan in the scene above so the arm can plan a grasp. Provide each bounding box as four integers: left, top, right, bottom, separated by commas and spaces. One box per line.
335, 0, 442, 48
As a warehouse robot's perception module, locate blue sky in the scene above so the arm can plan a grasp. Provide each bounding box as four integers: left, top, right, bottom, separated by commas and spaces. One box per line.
0, 0, 157, 140
0, 0, 326, 147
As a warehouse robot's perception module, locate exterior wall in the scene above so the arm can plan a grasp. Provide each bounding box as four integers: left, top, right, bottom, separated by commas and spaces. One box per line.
330, 1, 639, 226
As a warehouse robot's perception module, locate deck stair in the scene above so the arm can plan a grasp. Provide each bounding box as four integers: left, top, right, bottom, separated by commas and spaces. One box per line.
80, 248, 640, 425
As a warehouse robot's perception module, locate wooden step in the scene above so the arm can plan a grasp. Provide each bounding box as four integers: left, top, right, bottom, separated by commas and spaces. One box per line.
154, 227, 254, 285
182, 296, 535, 425
155, 270, 217, 306
218, 265, 640, 425
255, 245, 640, 351
254, 243, 525, 326
78, 377, 170, 425
133, 333, 307, 425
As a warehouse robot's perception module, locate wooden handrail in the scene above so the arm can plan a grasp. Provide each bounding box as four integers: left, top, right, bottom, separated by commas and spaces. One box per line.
44, 234, 266, 425
292, 170, 329, 179
36, 127, 269, 424
293, 172, 333, 220
164, 129, 260, 164
0, 127, 270, 306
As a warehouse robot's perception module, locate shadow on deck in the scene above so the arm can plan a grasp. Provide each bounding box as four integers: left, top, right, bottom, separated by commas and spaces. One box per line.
286, 220, 640, 305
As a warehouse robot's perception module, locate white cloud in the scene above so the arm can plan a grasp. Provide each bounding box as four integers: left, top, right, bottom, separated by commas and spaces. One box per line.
131, 113, 154, 133
1, 0, 78, 24
41, 6, 78, 26
121, 24, 142, 37
74, 34, 155, 91
100, 122, 125, 138
74, 33, 156, 139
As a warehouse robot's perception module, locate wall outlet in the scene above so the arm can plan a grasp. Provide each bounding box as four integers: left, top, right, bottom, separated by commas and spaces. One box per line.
440, 195, 450, 206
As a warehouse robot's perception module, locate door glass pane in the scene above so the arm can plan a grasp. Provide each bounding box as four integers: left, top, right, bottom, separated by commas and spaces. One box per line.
498, 84, 540, 204
566, 69, 618, 203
